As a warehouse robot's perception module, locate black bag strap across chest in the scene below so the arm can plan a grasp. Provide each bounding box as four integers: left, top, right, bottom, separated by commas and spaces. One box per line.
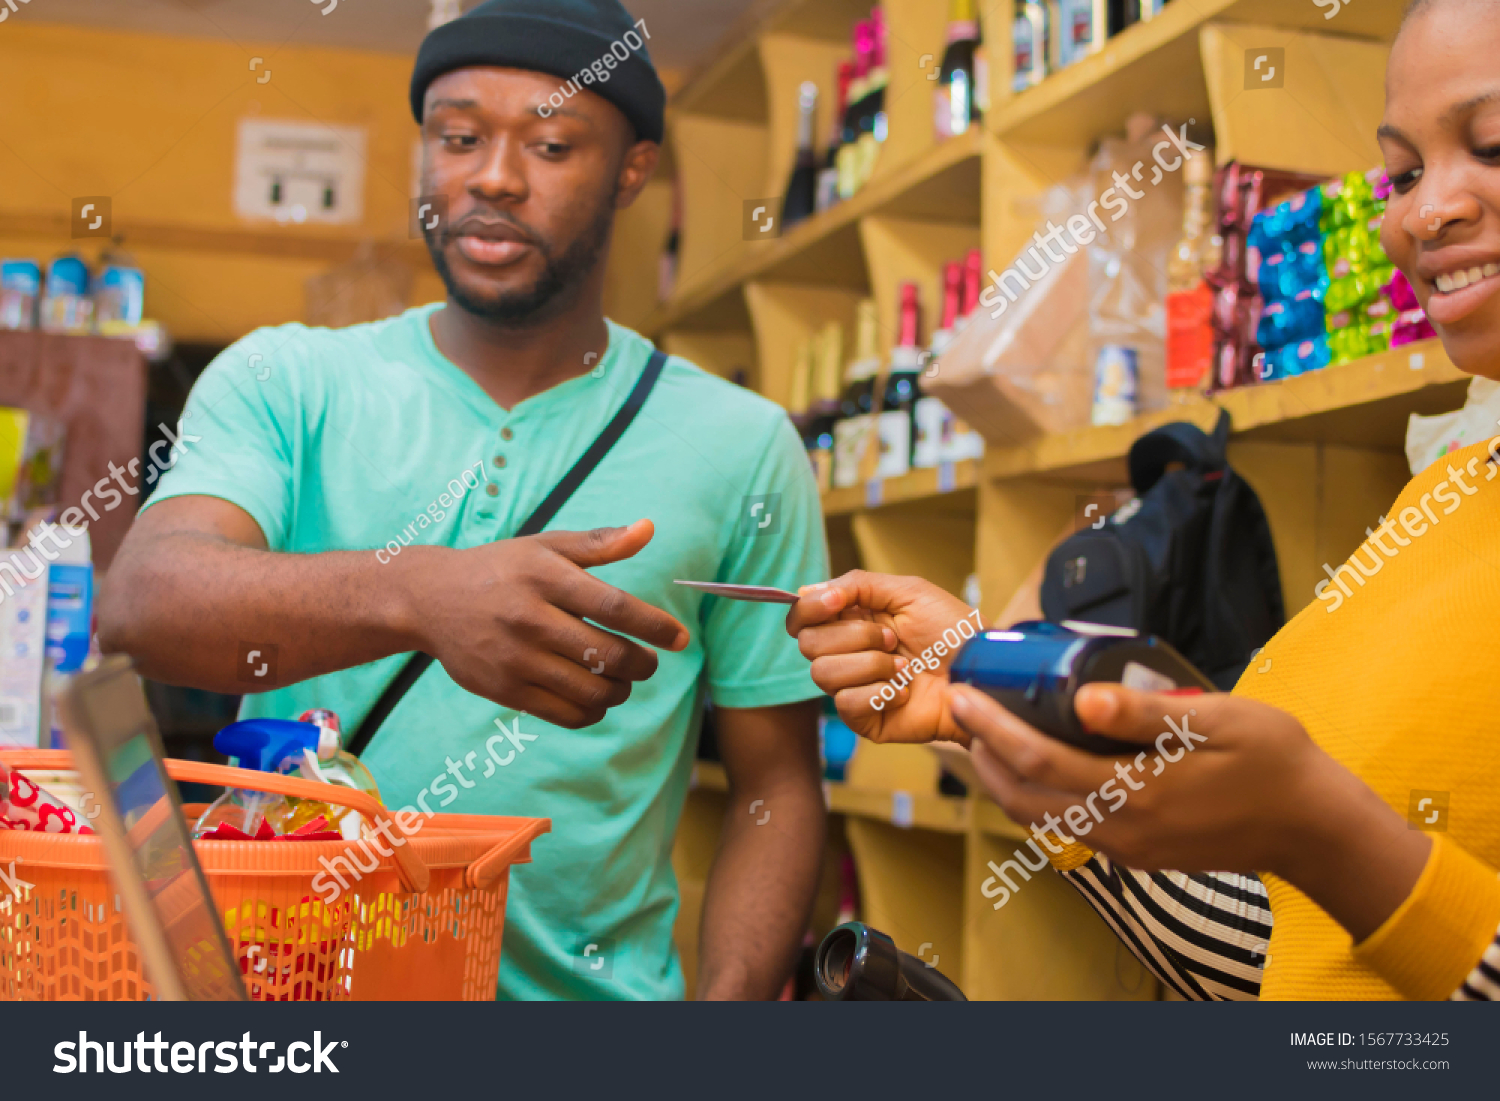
345, 348, 668, 756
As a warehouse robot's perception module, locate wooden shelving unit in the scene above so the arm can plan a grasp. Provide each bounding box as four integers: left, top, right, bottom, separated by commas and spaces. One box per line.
632, 0, 1430, 1000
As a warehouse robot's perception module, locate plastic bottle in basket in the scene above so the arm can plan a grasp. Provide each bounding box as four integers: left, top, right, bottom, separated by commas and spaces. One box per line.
284, 709, 382, 840
193, 717, 380, 840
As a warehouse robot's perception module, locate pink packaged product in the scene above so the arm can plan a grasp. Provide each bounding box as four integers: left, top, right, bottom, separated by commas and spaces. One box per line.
1384, 270, 1437, 346
0, 757, 93, 834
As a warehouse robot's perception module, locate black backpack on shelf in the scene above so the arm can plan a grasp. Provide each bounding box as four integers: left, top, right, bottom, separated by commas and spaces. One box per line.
1039, 410, 1284, 690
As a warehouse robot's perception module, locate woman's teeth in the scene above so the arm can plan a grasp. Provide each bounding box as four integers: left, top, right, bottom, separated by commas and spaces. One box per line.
1435, 263, 1500, 294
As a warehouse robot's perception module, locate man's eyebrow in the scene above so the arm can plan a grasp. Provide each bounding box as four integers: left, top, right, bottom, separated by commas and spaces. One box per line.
427, 97, 479, 112
1376, 121, 1410, 145
532, 103, 593, 126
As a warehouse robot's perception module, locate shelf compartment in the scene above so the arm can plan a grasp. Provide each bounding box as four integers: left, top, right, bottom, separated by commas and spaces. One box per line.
646, 126, 981, 337
980, 340, 1466, 484
991, 0, 1403, 150
822, 457, 979, 516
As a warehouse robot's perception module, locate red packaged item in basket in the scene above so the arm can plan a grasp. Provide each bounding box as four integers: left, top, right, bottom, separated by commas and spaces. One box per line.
0, 758, 94, 834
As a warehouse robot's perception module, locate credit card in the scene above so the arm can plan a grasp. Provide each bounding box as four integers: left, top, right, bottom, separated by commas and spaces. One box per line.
672, 580, 800, 604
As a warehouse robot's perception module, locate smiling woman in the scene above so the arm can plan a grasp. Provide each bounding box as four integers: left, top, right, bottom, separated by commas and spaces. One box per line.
1379, 0, 1500, 367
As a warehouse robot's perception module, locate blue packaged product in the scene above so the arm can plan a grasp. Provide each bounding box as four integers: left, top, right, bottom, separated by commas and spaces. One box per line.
40, 254, 92, 333
0, 259, 41, 331
45, 254, 88, 296
1288, 334, 1331, 373
1092, 345, 1139, 427
45, 564, 92, 674
95, 261, 145, 328
1279, 187, 1324, 244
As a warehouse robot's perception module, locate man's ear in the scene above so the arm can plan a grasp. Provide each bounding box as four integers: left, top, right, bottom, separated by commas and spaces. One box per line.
614, 140, 661, 210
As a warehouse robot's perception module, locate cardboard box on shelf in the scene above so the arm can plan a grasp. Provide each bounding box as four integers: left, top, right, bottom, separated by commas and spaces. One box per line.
925, 242, 1094, 448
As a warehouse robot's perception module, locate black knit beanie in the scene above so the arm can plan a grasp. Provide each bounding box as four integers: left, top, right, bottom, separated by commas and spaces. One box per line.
410, 0, 666, 143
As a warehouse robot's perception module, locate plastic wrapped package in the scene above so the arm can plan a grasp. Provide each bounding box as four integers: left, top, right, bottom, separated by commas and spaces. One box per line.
924, 236, 1093, 446
1084, 124, 1186, 420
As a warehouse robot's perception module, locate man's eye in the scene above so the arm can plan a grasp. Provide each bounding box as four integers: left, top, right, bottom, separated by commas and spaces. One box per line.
443, 134, 479, 148
538, 142, 569, 156
1476, 143, 1500, 162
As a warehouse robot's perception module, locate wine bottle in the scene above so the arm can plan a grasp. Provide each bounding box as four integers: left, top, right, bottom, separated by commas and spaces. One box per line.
935, 0, 982, 139
915, 266, 960, 469
805, 321, 844, 492
1108, 0, 1146, 32
854, 7, 889, 191
1013, 1, 1050, 93
1166, 151, 1218, 400
832, 298, 882, 488
959, 247, 983, 327
877, 282, 923, 478
837, 21, 874, 201
816, 62, 854, 213
930, 262, 964, 354
781, 82, 820, 229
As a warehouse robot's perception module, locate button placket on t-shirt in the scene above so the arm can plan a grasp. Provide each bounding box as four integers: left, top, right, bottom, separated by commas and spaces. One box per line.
476, 417, 512, 520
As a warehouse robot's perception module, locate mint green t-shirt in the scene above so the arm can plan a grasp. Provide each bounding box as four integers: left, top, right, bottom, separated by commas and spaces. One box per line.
146, 304, 829, 1000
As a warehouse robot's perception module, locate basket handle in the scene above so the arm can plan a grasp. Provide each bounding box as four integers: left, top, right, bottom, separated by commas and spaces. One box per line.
0, 748, 430, 894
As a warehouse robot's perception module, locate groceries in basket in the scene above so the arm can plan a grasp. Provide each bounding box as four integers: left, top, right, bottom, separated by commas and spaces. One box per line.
194, 711, 383, 842
0, 755, 94, 833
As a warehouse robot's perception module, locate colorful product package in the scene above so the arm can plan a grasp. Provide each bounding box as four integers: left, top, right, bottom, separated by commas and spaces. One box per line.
0, 408, 67, 531
39, 254, 93, 334
0, 259, 41, 331
0, 572, 48, 747
0, 757, 95, 833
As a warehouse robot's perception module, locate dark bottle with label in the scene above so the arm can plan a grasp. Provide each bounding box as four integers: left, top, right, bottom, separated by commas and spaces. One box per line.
935, 0, 982, 139
781, 82, 820, 229
880, 282, 924, 474
817, 62, 855, 213
837, 21, 874, 201
839, 299, 882, 422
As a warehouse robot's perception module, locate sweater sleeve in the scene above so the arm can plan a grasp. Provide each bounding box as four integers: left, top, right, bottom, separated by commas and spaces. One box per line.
1350, 833, 1500, 1000
1045, 840, 1270, 1001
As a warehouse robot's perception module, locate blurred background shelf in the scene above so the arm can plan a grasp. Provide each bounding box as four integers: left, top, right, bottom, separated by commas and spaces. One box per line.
821, 457, 980, 516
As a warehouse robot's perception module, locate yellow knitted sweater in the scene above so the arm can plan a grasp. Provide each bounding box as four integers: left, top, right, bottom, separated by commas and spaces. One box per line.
1240, 437, 1500, 999
1053, 437, 1500, 999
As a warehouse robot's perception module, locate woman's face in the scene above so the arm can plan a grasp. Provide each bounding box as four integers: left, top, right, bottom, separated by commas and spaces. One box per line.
1380, 0, 1500, 378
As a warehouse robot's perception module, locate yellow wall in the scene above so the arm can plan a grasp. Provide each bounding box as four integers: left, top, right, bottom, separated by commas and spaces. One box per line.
0, 23, 447, 344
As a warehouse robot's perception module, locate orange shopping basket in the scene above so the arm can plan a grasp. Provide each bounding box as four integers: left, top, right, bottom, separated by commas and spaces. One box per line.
0, 748, 550, 1002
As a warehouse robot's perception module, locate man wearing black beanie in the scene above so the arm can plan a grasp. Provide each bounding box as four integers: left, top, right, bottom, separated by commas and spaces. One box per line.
102, 0, 830, 1002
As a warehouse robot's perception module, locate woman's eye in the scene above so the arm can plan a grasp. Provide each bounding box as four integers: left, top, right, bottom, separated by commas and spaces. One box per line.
1476, 143, 1500, 162
1390, 165, 1423, 194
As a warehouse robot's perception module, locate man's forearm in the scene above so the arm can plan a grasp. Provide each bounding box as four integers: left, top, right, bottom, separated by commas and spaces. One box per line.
99, 531, 436, 693
696, 770, 825, 1000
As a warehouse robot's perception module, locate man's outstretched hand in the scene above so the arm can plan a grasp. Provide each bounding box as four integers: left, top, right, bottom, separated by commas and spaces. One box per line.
785, 570, 978, 745
409, 519, 689, 729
